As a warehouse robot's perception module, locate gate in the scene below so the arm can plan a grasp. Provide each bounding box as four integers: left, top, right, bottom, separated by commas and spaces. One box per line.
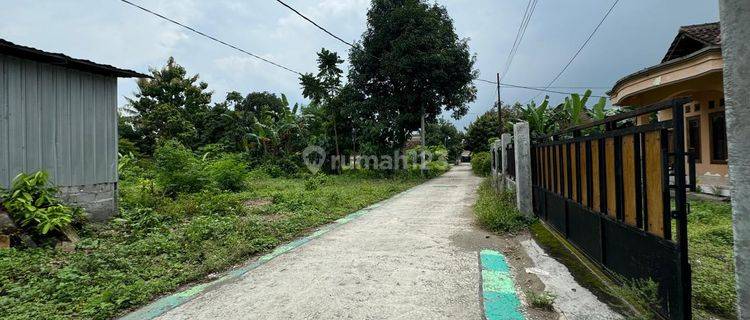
531, 98, 692, 319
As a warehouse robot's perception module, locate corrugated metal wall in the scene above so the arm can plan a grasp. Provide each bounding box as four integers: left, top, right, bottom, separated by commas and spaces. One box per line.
0, 53, 118, 188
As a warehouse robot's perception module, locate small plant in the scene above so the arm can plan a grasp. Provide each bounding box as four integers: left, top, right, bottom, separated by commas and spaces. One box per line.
0, 171, 81, 235
527, 290, 556, 311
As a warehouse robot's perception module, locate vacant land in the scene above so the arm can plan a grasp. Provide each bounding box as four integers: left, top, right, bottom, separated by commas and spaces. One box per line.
0, 164, 422, 319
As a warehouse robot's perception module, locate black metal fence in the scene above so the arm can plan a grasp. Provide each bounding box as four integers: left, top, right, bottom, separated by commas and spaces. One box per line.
505, 143, 515, 179
531, 98, 692, 319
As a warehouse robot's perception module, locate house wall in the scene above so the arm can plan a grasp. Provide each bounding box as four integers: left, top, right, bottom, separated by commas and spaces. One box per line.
613, 65, 730, 193
655, 90, 729, 193
0, 53, 118, 220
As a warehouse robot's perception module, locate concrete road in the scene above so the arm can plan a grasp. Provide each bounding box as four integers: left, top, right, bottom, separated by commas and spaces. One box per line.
157, 164, 490, 320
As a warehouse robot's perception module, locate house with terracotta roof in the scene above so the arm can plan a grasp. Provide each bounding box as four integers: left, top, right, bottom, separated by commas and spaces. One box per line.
608, 22, 728, 195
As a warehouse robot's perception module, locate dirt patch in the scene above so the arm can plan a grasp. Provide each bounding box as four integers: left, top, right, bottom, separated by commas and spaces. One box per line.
242, 199, 273, 209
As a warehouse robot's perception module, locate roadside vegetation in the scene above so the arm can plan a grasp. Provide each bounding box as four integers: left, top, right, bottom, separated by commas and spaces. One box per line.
1, 1, 476, 318
0, 146, 425, 319
473, 179, 530, 234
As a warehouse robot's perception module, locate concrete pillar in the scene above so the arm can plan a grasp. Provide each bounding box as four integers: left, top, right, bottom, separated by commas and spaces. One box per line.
513, 122, 532, 217
719, 2, 750, 316
500, 133, 512, 191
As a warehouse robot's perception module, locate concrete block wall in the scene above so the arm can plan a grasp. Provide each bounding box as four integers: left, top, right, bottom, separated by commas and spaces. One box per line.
58, 182, 117, 221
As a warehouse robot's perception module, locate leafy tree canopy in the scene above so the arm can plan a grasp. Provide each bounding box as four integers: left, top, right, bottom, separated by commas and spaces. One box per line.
464, 110, 501, 153
125, 57, 212, 153
348, 0, 477, 152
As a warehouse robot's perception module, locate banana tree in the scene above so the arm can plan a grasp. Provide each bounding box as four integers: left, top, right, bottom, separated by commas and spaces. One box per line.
519, 97, 556, 137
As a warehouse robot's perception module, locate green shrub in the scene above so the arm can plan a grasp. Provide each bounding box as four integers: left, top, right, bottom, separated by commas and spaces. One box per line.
473, 179, 530, 233
206, 154, 247, 191
304, 173, 329, 191
154, 140, 208, 195
0, 171, 81, 235
402, 145, 451, 178
471, 151, 491, 177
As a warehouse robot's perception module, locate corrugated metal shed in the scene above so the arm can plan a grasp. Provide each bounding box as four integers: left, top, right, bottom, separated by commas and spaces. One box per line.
0, 39, 145, 189
0, 53, 119, 187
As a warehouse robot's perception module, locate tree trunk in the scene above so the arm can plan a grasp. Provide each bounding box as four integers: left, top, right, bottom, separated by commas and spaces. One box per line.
333, 118, 341, 174
421, 106, 426, 175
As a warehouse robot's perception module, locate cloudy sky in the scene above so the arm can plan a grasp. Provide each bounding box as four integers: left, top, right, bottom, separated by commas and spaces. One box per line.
1, 0, 719, 130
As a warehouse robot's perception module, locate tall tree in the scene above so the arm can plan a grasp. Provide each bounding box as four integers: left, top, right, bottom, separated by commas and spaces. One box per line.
464, 110, 502, 153
348, 0, 477, 154
300, 48, 345, 172
125, 57, 212, 154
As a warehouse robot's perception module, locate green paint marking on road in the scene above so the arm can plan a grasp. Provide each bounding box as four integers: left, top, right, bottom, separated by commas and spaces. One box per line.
480, 249, 524, 320
120, 188, 414, 320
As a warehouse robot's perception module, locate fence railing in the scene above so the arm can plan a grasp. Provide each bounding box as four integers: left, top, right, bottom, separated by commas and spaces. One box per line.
531, 98, 692, 320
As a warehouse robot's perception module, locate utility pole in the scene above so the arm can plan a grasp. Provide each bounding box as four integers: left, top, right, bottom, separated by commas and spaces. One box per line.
719, 0, 749, 317
497, 73, 502, 135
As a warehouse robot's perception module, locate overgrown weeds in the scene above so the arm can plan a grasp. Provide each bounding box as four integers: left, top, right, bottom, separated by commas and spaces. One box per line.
607, 277, 660, 319
473, 179, 530, 233
527, 290, 556, 311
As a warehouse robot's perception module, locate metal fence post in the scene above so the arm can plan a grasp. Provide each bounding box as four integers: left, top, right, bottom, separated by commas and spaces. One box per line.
491, 140, 502, 192
719, 2, 750, 316
514, 122, 532, 217
501, 133, 512, 191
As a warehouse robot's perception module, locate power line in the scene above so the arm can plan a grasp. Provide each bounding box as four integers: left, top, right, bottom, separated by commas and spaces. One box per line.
119, 0, 302, 75
276, 0, 357, 51
276, 0, 355, 48
528, 0, 620, 102
501, 0, 538, 81
476, 78, 607, 98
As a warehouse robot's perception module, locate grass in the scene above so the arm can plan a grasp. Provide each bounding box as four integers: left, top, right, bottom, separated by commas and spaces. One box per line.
526, 290, 556, 311
0, 167, 423, 319
687, 200, 736, 319
473, 179, 531, 233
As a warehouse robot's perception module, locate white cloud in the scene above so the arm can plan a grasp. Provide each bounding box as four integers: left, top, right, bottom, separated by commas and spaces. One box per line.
0, 0, 720, 130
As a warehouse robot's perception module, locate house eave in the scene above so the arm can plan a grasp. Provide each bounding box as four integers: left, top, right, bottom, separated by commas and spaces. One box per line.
607, 46, 722, 98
